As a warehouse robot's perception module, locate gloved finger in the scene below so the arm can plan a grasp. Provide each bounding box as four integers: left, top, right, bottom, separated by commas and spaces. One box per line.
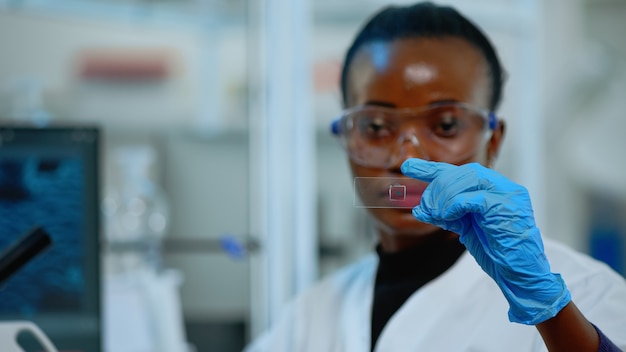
411, 202, 449, 228
436, 191, 520, 245
438, 190, 495, 221
400, 158, 456, 183
438, 187, 535, 235
409, 175, 461, 225
415, 189, 506, 245
420, 164, 495, 210
411, 203, 466, 234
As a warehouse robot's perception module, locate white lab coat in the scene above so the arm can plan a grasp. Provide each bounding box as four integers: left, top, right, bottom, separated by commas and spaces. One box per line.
245, 239, 626, 351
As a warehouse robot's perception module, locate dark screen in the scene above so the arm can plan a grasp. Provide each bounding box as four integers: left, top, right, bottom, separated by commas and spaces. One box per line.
0, 126, 101, 352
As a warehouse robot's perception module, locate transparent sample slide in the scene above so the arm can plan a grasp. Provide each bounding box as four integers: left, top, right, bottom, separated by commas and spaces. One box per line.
354, 177, 427, 209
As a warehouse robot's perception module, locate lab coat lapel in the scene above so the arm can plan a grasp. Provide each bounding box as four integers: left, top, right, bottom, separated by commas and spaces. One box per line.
374, 251, 488, 351
339, 254, 377, 352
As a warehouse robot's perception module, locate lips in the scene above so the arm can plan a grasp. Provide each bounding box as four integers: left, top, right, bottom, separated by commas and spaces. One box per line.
377, 181, 428, 208
354, 176, 430, 209
396, 189, 424, 208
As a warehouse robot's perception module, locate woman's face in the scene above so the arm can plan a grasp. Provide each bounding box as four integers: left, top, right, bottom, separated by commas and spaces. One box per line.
345, 37, 504, 237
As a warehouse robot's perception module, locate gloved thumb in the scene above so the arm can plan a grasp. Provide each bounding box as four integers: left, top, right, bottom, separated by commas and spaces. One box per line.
401, 158, 453, 183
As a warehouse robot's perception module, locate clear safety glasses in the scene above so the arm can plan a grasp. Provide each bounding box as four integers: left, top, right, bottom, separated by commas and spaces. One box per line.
330, 102, 497, 168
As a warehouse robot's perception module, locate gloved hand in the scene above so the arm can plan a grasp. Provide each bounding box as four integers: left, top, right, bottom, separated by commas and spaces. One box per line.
401, 158, 571, 325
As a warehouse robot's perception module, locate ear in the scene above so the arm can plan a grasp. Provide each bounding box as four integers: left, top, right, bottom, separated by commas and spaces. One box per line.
487, 119, 506, 167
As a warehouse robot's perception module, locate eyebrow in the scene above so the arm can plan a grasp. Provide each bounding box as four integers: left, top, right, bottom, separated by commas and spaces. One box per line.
429, 98, 460, 105
364, 100, 396, 108
364, 98, 460, 108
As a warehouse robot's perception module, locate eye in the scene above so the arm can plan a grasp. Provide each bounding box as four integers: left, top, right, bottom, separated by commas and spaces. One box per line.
359, 116, 393, 139
432, 112, 462, 137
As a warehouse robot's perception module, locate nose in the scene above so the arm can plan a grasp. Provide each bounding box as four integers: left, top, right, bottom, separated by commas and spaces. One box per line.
386, 129, 430, 170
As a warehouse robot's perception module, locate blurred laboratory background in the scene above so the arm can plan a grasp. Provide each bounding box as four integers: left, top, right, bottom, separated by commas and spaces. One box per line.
0, 0, 625, 351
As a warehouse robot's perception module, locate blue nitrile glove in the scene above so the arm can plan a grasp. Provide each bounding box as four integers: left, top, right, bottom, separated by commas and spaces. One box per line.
401, 159, 571, 325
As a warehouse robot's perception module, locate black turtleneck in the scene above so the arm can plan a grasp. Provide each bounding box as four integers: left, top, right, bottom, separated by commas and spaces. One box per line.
370, 234, 466, 351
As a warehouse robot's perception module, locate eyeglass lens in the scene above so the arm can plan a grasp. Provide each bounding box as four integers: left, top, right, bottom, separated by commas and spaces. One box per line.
342, 105, 488, 167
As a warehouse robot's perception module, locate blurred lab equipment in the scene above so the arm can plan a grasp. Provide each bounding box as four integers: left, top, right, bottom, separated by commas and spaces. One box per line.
0, 126, 101, 351
104, 267, 188, 352
103, 145, 170, 271
0, 227, 58, 352
0, 226, 52, 286
102, 144, 189, 352
5, 78, 52, 126
0, 321, 58, 352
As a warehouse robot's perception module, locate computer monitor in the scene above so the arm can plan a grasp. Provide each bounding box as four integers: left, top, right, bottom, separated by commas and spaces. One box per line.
0, 126, 101, 351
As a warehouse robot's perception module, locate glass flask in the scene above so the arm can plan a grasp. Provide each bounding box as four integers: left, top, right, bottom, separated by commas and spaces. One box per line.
102, 145, 170, 272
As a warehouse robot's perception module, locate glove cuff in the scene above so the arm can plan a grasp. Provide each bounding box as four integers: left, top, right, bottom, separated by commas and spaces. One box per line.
504, 273, 572, 325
